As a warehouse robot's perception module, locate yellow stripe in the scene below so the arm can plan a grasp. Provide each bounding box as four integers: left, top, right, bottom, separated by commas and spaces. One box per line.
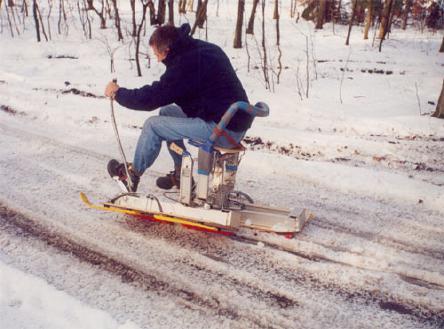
80, 192, 218, 232
152, 214, 218, 231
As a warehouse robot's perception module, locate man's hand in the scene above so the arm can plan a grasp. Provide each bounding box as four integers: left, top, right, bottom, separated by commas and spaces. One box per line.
105, 81, 120, 99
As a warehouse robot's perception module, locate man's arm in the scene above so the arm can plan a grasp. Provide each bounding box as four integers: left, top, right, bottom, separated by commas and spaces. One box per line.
114, 61, 198, 111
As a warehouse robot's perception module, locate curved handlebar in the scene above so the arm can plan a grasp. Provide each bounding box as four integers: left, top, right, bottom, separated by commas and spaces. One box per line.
209, 101, 269, 144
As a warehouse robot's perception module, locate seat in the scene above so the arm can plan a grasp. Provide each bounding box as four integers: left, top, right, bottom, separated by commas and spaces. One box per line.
213, 144, 246, 154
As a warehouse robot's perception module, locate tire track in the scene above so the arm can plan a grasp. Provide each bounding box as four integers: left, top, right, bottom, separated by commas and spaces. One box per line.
0, 204, 287, 329
2, 120, 443, 284
119, 218, 444, 328
1, 121, 441, 254
0, 118, 442, 326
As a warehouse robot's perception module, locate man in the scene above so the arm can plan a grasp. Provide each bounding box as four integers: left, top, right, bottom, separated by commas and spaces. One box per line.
105, 23, 252, 192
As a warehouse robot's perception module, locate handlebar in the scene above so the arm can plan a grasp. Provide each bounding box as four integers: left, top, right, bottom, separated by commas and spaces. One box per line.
209, 101, 269, 143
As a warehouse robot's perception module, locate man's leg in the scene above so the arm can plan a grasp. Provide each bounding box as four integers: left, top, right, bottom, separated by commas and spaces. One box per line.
158, 104, 187, 168
132, 113, 214, 176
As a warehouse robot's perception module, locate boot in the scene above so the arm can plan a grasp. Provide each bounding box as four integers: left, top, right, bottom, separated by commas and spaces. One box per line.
156, 166, 181, 190
107, 159, 140, 192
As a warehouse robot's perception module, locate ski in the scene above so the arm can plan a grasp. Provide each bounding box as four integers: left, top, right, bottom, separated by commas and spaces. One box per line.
80, 192, 235, 236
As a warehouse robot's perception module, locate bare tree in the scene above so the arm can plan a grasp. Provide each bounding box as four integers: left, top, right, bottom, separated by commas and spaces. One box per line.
167, 0, 173, 24
191, 0, 207, 35
5, 0, 15, 37
432, 79, 444, 119
157, 0, 165, 25
330, 0, 337, 33
233, 0, 244, 48
136, 0, 150, 76
178, 0, 186, 14
363, 0, 373, 39
246, 0, 259, 34
8, 0, 21, 35
378, 0, 392, 39
274, 0, 282, 84
36, 1, 48, 40
345, 0, 357, 46
46, 0, 53, 40
260, 0, 270, 90
32, 0, 41, 41
130, 0, 136, 36
98, 35, 122, 73
110, 0, 123, 40
440, 35, 444, 53
401, 0, 411, 30
58, 0, 67, 35
106, 0, 112, 19
315, 0, 327, 29
378, 0, 393, 52
147, 0, 157, 25
23, 0, 29, 15
78, 0, 92, 39
87, 0, 106, 29
186, 0, 193, 12
290, 0, 297, 18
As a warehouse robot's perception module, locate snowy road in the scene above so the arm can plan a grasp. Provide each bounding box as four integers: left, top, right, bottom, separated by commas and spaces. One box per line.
1, 9, 444, 327
1, 109, 443, 328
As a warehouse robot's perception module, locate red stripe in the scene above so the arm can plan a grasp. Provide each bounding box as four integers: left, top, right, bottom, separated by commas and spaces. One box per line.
132, 214, 235, 236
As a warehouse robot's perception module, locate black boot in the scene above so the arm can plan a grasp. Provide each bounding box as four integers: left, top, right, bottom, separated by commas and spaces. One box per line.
107, 159, 140, 192
156, 167, 180, 190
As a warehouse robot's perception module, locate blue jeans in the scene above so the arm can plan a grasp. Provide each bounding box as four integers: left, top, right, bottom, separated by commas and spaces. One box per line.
133, 104, 247, 175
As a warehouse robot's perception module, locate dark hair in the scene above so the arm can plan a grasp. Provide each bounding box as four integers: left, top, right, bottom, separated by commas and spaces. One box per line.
149, 25, 179, 53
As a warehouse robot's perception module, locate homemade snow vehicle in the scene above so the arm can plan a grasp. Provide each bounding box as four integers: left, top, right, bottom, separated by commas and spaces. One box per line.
81, 101, 313, 237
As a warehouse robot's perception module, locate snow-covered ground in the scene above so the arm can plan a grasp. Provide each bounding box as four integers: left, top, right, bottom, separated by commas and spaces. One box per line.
1, 1, 444, 328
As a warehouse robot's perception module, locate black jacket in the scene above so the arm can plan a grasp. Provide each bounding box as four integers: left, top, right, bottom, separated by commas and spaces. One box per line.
115, 24, 253, 132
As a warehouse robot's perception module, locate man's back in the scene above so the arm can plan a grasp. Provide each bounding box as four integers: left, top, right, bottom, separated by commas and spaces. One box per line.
116, 24, 253, 132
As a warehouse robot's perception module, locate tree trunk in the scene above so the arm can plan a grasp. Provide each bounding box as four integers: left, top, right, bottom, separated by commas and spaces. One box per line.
275, 0, 282, 83
315, 0, 326, 29
273, 0, 278, 19
246, 0, 259, 34
260, 0, 270, 90
167, 0, 174, 24
111, 0, 123, 40
178, 0, 186, 13
363, 0, 372, 39
22, 0, 29, 16
130, 0, 136, 36
401, 0, 411, 30
36, 3, 48, 40
136, 2, 149, 77
157, 0, 165, 25
378, 0, 392, 39
147, 0, 157, 26
191, 0, 207, 35
432, 79, 444, 119
345, 0, 357, 46
87, 0, 106, 28
233, 0, 244, 48
440, 35, 444, 53
378, 0, 393, 52
32, 0, 41, 41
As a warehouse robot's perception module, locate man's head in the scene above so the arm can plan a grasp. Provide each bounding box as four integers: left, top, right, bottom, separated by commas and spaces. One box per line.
149, 25, 179, 62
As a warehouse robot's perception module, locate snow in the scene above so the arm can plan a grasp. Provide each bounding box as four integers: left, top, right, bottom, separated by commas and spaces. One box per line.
0, 260, 140, 329
1, 0, 444, 328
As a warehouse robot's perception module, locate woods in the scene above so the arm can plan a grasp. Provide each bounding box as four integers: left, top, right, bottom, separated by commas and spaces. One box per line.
1, 0, 443, 117
2, 1, 443, 48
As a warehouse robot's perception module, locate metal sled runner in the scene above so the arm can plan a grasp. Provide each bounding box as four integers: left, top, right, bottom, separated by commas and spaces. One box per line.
81, 101, 314, 237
